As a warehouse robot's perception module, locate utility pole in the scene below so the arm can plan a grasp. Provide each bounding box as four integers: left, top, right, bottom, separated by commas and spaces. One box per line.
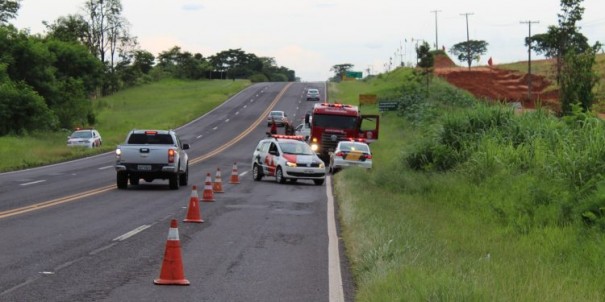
431, 10, 442, 50
521, 20, 539, 100
460, 12, 474, 70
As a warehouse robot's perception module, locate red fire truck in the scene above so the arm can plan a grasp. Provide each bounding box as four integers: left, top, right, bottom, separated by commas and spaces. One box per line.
307, 102, 379, 161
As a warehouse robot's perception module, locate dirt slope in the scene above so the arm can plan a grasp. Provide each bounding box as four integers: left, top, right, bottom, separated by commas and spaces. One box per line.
433, 54, 558, 110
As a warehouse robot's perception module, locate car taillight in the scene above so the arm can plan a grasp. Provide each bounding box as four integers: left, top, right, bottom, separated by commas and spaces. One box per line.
168, 149, 176, 163
336, 151, 344, 157
365, 154, 372, 159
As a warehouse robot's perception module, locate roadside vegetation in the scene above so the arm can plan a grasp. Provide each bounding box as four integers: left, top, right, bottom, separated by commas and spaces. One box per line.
331, 67, 605, 301
0, 79, 249, 172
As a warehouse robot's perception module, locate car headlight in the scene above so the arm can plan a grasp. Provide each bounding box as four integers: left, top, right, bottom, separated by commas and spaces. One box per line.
286, 161, 297, 167
311, 144, 318, 152
319, 162, 325, 168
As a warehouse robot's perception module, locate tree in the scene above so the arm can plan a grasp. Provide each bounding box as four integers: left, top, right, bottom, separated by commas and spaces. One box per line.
449, 40, 488, 69
559, 48, 599, 113
0, 0, 20, 24
44, 15, 90, 45
527, 0, 601, 114
416, 42, 434, 95
330, 64, 353, 82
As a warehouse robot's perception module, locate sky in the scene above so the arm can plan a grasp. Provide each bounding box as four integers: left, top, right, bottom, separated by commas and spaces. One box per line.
11, 0, 605, 82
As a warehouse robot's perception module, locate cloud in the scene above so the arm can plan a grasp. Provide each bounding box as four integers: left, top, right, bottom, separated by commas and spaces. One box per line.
182, 2, 204, 11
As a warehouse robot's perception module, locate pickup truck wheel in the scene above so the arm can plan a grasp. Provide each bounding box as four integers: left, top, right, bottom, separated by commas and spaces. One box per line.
275, 167, 286, 184
117, 172, 128, 189
129, 176, 139, 185
179, 165, 189, 186
169, 173, 180, 190
314, 179, 325, 185
253, 164, 263, 181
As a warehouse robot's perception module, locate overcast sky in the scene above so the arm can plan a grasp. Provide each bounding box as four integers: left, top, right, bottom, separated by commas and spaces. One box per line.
11, 0, 605, 81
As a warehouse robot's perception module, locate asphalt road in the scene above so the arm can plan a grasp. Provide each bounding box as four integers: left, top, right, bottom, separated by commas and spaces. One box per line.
0, 82, 353, 302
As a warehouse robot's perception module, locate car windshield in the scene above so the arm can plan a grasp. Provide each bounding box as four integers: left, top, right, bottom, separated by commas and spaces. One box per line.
270, 112, 283, 117
279, 141, 314, 155
71, 131, 92, 138
339, 142, 369, 153
308, 89, 319, 95
312, 114, 358, 130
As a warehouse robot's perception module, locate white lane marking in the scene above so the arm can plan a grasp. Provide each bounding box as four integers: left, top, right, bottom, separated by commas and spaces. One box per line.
239, 171, 249, 177
98, 166, 113, 170
197, 135, 203, 139
243, 105, 248, 109
326, 176, 345, 301
235, 111, 239, 115
21, 180, 46, 186
250, 99, 254, 103
112, 225, 152, 242
225, 119, 230, 123
213, 126, 218, 131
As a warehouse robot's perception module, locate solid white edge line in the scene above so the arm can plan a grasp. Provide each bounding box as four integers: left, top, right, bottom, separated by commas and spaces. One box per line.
112, 224, 151, 242
98, 166, 113, 170
327, 176, 344, 302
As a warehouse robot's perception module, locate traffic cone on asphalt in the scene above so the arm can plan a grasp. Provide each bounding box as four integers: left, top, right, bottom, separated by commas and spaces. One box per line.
201, 173, 215, 202
212, 168, 224, 193
154, 219, 190, 285
229, 162, 240, 184
183, 186, 203, 223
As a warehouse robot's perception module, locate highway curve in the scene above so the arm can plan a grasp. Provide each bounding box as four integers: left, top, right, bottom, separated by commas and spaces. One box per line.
0, 82, 353, 302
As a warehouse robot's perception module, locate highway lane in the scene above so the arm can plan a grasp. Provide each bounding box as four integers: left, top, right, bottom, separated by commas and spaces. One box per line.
0, 82, 352, 301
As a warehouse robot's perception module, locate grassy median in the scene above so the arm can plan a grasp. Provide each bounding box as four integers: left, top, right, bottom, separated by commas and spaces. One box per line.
332, 68, 605, 301
0, 79, 250, 172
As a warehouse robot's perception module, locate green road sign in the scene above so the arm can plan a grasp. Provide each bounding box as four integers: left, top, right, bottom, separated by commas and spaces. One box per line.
345, 71, 363, 78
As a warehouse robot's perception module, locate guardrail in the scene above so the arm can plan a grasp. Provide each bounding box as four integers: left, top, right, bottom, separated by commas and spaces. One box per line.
378, 101, 399, 112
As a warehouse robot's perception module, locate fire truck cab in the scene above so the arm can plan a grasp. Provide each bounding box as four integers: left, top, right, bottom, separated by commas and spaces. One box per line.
308, 102, 379, 161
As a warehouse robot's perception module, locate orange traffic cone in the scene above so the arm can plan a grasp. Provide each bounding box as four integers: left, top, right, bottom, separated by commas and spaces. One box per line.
154, 219, 190, 285
183, 186, 204, 223
229, 162, 240, 184
201, 173, 215, 202
212, 168, 224, 193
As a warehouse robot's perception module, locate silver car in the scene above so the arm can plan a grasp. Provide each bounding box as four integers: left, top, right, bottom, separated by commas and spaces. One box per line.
267, 110, 288, 127
329, 140, 372, 173
306, 88, 320, 101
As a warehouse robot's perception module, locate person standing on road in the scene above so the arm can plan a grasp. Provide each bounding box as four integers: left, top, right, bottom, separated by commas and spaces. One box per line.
270, 118, 277, 135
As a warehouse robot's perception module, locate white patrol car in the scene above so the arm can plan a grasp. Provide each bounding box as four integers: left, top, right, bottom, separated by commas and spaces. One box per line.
252, 135, 326, 185
67, 128, 102, 148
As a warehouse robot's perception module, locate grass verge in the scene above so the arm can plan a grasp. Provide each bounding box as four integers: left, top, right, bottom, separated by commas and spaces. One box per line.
332, 68, 605, 301
0, 78, 250, 172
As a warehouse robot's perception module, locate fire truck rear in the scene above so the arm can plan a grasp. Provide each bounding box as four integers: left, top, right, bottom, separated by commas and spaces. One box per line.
307, 103, 379, 161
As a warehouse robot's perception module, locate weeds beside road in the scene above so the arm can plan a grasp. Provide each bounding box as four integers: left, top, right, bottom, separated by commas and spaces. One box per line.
332, 68, 605, 301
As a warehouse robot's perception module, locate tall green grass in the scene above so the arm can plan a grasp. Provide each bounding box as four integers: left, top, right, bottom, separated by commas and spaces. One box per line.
332, 68, 605, 301
0, 79, 250, 172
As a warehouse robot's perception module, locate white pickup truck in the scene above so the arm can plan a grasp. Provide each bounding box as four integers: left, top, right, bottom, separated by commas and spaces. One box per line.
114, 129, 190, 190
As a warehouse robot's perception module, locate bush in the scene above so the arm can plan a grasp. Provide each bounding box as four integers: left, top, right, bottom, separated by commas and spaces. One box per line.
249, 73, 269, 83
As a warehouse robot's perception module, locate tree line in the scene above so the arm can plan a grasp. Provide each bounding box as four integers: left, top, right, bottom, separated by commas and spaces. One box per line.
0, 0, 296, 135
